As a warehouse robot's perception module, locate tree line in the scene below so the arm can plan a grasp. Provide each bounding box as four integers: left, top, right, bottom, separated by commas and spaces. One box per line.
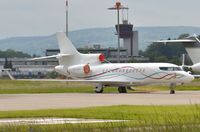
0, 49, 31, 58
1, 33, 200, 65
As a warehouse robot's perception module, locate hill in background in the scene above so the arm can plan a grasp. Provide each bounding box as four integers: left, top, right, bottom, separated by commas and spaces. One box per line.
0, 26, 200, 56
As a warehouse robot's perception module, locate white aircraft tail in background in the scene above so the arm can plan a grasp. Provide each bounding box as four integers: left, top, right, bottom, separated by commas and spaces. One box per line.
154, 34, 200, 74
155, 34, 200, 64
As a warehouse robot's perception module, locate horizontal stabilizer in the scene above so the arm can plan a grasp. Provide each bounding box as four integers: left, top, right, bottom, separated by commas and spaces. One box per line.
28, 54, 72, 61
154, 39, 196, 44
193, 75, 200, 78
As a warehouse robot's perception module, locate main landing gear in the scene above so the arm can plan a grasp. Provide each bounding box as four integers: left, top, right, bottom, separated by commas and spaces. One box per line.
169, 83, 176, 94
94, 84, 128, 93
118, 86, 127, 93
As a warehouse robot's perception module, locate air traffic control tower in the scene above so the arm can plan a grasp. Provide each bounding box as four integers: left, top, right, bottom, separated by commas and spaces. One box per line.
115, 11, 139, 57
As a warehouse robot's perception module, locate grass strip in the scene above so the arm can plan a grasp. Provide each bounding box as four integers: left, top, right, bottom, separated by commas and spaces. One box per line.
1, 105, 200, 131
0, 80, 200, 94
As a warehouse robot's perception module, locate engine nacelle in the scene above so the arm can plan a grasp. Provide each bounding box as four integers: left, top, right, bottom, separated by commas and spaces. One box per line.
68, 64, 91, 76
191, 63, 200, 73
81, 54, 105, 64
55, 65, 65, 75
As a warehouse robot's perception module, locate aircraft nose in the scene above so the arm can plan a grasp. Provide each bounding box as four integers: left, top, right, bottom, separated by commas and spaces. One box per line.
179, 72, 194, 83
186, 73, 194, 83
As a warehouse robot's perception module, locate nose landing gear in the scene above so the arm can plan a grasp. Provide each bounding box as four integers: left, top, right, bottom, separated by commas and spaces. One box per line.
169, 83, 176, 94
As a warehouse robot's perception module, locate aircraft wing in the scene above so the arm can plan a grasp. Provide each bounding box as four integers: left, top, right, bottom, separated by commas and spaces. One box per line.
17, 79, 132, 84
5, 70, 135, 85
11, 78, 138, 86
193, 75, 200, 78
74, 80, 132, 85
154, 39, 196, 44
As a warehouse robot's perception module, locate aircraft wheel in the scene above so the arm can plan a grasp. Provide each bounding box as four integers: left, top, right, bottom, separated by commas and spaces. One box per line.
169, 83, 176, 94
94, 84, 104, 93
170, 90, 175, 94
95, 89, 103, 93
118, 86, 127, 93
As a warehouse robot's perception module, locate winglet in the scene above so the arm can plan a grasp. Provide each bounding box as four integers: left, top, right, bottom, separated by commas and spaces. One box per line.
2, 69, 15, 80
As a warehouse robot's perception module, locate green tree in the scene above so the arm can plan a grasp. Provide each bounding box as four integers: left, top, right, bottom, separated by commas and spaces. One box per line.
198, 35, 200, 40
143, 34, 188, 65
0, 49, 32, 58
154, 56, 168, 62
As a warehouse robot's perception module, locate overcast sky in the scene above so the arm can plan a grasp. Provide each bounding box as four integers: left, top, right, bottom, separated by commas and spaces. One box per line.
0, 0, 200, 38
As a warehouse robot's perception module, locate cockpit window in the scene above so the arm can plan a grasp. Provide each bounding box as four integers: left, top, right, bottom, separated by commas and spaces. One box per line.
159, 67, 182, 71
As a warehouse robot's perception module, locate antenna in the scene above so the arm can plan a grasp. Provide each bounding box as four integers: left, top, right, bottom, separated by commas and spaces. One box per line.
182, 54, 185, 66
127, 6, 129, 22
122, 5, 129, 22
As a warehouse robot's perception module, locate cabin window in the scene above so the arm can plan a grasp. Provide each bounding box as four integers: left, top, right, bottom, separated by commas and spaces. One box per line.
159, 67, 182, 71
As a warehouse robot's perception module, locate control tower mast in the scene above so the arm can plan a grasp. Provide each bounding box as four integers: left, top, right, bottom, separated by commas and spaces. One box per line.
118, 8, 139, 57
108, 1, 128, 63
109, 1, 139, 62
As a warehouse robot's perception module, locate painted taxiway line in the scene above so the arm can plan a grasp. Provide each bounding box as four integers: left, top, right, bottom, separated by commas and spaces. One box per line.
0, 118, 126, 125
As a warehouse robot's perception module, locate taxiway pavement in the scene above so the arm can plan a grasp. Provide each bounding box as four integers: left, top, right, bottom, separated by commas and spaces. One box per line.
1, 91, 200, 111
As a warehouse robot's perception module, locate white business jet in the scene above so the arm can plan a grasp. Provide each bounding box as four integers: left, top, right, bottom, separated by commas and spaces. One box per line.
30, 32, 194, 94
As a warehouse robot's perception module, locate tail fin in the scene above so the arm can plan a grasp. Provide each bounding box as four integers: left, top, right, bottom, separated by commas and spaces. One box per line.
56, 32, 104, 66
56, 32, 81, 66
183, 35, 200, 64
56, 32, 80, 55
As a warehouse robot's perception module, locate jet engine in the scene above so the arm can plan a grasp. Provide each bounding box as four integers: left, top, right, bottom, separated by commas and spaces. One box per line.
190, 63, 200, 73
81, 54, 105, 64
68, 64, 91, 76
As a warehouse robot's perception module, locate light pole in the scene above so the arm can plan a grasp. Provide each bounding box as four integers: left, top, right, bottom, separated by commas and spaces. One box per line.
66, 0, 69, 36
108, 1, 128, 63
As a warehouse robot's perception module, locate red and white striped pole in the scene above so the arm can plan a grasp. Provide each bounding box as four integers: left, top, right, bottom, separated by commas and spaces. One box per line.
66, 0, 68, 36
